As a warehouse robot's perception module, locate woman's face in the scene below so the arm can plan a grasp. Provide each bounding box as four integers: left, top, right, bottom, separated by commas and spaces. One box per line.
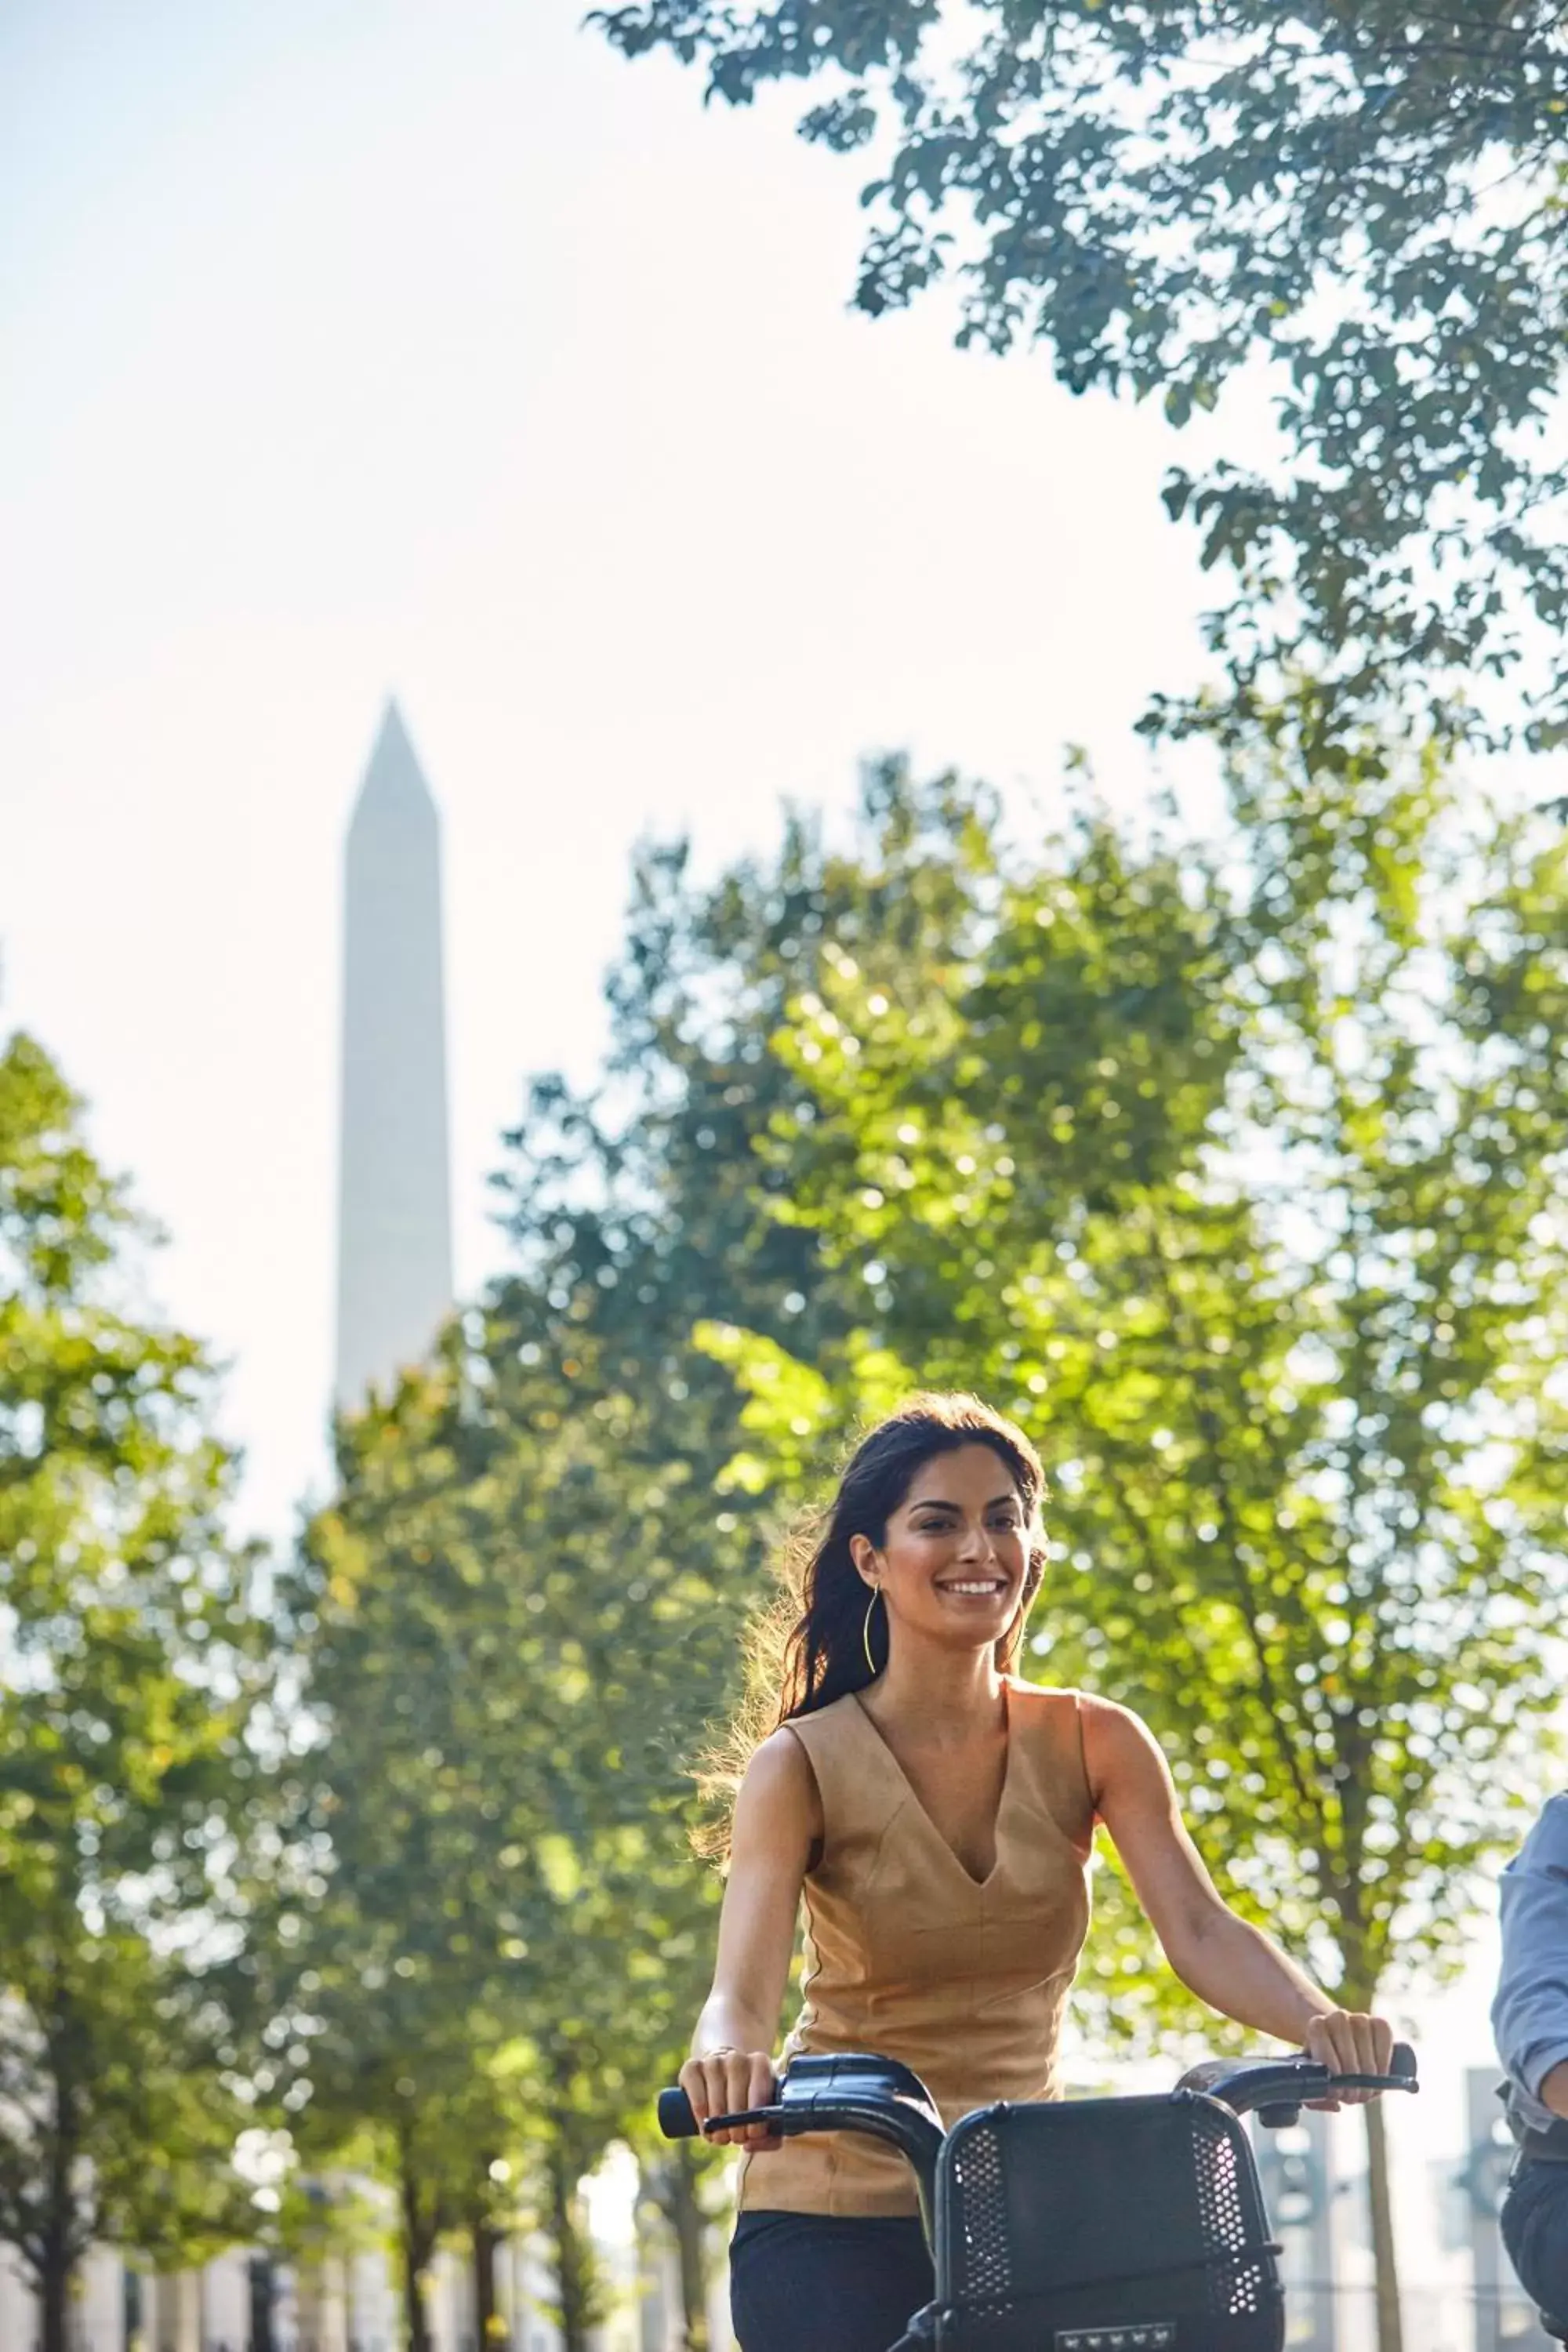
851, 1442, 1032, 1655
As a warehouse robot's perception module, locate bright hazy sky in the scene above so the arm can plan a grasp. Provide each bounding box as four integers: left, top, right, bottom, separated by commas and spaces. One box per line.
2, 0, 1220, 1541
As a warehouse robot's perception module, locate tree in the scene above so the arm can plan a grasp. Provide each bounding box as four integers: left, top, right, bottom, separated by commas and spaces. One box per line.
267, 1357, 528, 2352
0, 1033, 264, 2352
274, 1334, 735, 2352
682, 735, 1568, 2352
597, 0, 1568, 746
637, 2136, 726, 2352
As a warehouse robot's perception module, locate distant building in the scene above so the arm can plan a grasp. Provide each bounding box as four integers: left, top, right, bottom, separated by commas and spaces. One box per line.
334, 700, 454, 1408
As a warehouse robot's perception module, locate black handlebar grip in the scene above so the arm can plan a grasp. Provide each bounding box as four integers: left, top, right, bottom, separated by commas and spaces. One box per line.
658, 2086, 699, 2140
1390, 2042, 1417, 2084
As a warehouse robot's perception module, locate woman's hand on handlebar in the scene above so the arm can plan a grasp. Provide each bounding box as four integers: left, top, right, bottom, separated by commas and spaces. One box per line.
1301, 2007, 1396, 2107
678, 2047, 781, 2151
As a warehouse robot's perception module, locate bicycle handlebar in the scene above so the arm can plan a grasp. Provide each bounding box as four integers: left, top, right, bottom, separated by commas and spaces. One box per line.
656, 2041, 1419, 2143
1175, 2040, 1417, 2123
657, 2052, 948, 2231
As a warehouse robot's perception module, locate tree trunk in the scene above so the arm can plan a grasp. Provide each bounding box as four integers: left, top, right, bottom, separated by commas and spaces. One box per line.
38, 2248, 71, 2352
39, 2049, 78, 2352
546, 2129, 595, 2352
668, 2141, 710, 2352
1365, 2094, 1403, 2352
248, 2256, 278, 2352
471, 2210, 501, 2347
399, 2216, 433, 2352
397, 2137, 436, 2352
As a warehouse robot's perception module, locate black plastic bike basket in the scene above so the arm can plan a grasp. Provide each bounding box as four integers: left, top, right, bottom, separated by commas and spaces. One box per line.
928, 2091, 1285, 2351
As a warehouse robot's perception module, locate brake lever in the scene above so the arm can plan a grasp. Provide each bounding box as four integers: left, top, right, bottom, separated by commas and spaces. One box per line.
1258, 2059, 1419, 2129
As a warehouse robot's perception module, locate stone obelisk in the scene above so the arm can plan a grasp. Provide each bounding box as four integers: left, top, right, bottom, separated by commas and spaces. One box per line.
334, 701, 454, 1409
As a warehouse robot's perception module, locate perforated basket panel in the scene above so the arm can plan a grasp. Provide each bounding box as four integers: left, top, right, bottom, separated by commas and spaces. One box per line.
1189, 2103, 1275, 2321
933, 2094, 1284, 2352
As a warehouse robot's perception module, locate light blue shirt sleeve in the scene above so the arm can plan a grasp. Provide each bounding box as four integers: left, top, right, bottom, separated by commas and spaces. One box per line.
1494, 1793, 1568, 2136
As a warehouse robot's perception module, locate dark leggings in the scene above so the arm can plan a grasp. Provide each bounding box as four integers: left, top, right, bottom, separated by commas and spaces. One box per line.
1503, 2159, 1568, 2329
730, 2211, 935, 2352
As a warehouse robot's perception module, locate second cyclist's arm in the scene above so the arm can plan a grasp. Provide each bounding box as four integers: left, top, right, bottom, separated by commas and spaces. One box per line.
1493, 1794, 1568, 2125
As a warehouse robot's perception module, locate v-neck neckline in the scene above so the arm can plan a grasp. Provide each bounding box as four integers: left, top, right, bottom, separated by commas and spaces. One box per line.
850, 1679, 1016, 1891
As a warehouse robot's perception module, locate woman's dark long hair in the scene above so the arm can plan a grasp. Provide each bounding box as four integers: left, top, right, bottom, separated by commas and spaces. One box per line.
696, 1393, 1047, 1853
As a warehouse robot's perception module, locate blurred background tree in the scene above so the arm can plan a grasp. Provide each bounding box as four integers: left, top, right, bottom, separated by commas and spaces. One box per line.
0, 1033, 267, 2352
269, 1335, 735, 2352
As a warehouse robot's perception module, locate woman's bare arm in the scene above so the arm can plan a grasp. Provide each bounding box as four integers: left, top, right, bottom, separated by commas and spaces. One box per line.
679, 1727, 821, 2150
1083, 1695, 1394, 2099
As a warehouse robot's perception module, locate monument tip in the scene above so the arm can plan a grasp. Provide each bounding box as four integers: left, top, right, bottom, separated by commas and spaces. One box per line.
353, 697, 438, 823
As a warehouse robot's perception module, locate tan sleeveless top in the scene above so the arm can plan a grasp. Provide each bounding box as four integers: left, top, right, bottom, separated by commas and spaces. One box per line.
738, 1678, 1094, 2218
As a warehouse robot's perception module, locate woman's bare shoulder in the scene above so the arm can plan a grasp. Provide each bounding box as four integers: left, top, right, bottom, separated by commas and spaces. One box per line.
734, 1724, 823, 1847
1073, 1690, 1158, 1748
745, 1723, 817, 1784
1068, 1693, 1172, 1813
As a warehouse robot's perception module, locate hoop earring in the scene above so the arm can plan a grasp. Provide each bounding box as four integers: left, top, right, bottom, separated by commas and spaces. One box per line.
862, 1584, 884, 1677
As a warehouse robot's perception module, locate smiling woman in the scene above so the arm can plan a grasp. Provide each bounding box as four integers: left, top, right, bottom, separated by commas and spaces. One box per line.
680, 1392, 1396, 2352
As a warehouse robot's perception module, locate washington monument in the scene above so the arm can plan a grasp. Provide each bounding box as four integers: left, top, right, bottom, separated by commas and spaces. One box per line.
334, 700, 454, 1409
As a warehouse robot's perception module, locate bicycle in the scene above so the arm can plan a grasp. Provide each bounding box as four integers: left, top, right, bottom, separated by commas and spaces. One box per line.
659, 2040, 1419, 2350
